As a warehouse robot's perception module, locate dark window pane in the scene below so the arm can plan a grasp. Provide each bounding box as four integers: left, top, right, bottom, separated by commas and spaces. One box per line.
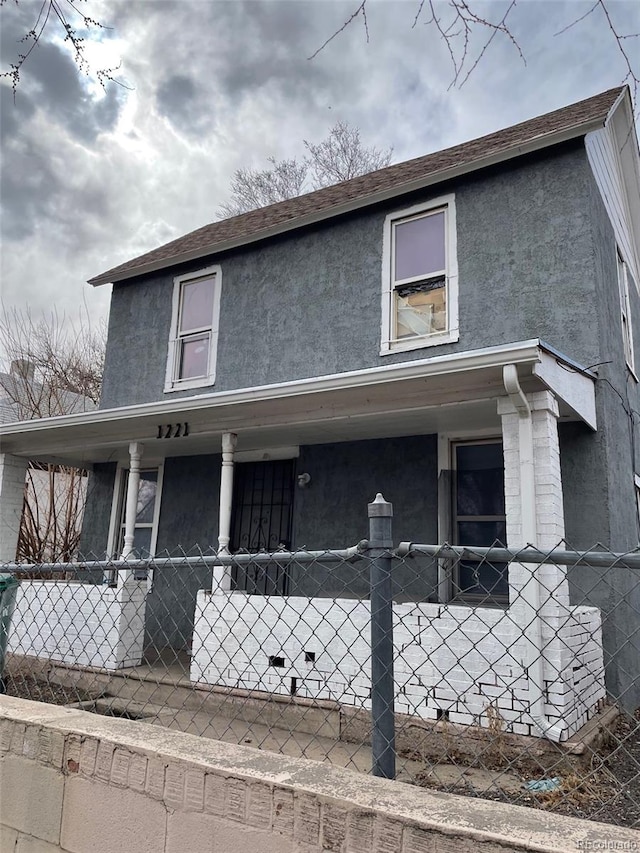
179, 333, 210, 379
132, 527, 153, 558
136, 472, 158, 523
457, 519, 508, 597
394, 211, 445, 281
456, 443, 505, 516
457, 520, 506, 547
180, 277, 214, 333
457, 560, 509, 598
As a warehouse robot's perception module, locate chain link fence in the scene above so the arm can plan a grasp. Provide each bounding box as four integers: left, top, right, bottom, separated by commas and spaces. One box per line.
1, 497, 639, 829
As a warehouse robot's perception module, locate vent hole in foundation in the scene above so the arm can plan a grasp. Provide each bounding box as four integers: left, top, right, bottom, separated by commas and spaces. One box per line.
436, 709, 450, 722
268, 655, 285, 668
290, 677, 298, 696
304, 651, 316, 663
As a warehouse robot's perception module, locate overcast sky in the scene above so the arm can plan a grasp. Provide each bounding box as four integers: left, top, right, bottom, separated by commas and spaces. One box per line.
1, 0, 639, 333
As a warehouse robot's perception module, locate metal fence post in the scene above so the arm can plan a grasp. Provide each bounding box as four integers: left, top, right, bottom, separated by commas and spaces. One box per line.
368, 492, 396, 779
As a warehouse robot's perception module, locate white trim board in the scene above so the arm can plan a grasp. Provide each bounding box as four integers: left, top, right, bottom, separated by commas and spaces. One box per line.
0, 340, 597, 463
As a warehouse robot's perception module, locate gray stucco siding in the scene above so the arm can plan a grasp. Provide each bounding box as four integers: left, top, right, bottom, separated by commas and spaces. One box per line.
100, 143, 603, 409
78, 463, 117, 559
141, 435, 438, 650
291, 435, 438, 600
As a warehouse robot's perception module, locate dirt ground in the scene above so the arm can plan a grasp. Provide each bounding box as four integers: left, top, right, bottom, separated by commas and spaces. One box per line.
5, 673, 639, 829
413, 709, 640, 829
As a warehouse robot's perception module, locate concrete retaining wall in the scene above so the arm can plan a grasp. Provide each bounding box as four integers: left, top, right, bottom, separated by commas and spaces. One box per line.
1, 694, 636, 853
7, 580, 147, 669
191, 591, 606, 739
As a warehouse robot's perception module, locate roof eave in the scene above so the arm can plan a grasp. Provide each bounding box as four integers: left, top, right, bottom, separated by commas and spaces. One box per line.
88, 116, 606, 287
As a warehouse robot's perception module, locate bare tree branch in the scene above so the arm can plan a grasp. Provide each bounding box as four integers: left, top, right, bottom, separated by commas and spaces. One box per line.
304, 121, 392, 188
0, 307, 106, 562
308, 0, 368, 61
218, 157, 308, 219
218, 122, 393, 218
593, 0, 638, 106
311, 0, 637, 100
1, 0, 128, 98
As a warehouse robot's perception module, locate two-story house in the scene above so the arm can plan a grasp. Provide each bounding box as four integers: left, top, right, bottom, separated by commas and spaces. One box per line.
2, 87, 639, 736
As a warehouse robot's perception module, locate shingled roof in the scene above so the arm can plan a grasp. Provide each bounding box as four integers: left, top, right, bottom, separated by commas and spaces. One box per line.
89, 87, 625, 287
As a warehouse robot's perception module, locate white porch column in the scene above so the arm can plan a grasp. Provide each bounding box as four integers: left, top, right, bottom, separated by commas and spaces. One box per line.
0, 453, 28, 562
218, 432, 237, 554
120, 442, 143, 561
213, 432, 237, 593
497, 389, 570, 606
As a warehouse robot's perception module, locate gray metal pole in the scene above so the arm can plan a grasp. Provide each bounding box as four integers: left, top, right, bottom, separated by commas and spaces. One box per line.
368, 493, 396, 779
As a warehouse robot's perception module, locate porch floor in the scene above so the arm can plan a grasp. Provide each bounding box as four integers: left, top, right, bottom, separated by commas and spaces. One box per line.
16, 650, 426, 782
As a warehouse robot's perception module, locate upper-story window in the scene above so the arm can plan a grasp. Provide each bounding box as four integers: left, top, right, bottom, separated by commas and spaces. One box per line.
165, 266, 222, 392
381, 194, 459, 354
617, 250, 636, 376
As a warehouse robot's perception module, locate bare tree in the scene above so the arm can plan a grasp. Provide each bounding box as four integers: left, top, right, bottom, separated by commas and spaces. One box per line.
306, 121, 393, 188
311, 1, 639, 101
1, 0, 123, 96
218, 121, 393, 218
220, 157, 308, 218
0, 308, 106, 562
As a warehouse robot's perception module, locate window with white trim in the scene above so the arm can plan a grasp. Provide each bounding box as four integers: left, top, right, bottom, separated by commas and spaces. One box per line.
617, 249, 636, 374
107, 465, 163, 582
381, 195, 458, 354
165, 266, 222, 392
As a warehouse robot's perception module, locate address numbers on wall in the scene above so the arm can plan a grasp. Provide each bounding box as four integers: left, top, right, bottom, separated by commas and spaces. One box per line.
156, 423, 190, 439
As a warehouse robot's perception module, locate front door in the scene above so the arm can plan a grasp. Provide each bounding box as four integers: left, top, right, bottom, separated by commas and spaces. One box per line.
230, 459, 296, 594
452, 440, 509, 601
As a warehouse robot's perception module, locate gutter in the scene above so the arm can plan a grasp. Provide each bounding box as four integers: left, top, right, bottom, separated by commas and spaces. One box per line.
503, 364, 567, 743
88, 119, 606, 287
0, 339, 544, 440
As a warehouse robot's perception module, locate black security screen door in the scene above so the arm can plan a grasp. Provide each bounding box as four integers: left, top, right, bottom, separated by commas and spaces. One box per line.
230, 459, 295, 594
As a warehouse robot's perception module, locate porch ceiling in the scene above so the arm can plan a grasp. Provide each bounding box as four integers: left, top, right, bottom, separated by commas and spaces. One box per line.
0, 340, 596, 467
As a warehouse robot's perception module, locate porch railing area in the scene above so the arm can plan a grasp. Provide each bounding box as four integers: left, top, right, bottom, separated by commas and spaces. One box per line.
2, 495, 639, 830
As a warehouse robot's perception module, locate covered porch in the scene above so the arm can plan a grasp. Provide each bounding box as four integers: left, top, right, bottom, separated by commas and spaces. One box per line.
1, 339, 604, 741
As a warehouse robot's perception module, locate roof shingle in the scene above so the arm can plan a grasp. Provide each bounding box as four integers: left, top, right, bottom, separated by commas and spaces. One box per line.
90, 87, 624, 286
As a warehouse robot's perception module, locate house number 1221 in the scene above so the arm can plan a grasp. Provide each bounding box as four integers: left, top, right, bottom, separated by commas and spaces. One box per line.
156, 423, 190, 439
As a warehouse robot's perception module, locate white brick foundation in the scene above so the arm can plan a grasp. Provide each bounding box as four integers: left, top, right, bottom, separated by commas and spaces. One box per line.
7, 580, 147, 669
191, 591, 605, 739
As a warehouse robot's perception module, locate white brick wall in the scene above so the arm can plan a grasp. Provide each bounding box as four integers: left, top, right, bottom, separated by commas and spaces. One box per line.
498, 391, 571, 615
0, 454, 28, 562
191, 592, 605, 739
7, 580, 147, 669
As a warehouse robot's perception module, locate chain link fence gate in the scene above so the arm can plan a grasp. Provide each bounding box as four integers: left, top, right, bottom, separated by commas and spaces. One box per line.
2, 494, 639, 829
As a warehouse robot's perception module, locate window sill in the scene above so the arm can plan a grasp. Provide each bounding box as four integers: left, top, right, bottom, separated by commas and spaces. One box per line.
450, 595, 508, 609
380, 328, 459, 356
164, 375, 216, 393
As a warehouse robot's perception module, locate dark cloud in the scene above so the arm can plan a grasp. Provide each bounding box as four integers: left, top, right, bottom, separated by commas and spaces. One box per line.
1, 0, 124, 142
0, 82, 114, 244
23, 40, 123, 143
0, 0, 42, 67
0, 101, 63, 241
122, 1, 350, 118
155, 73, 214, 135
0, 84, 36, 142
1, 0, 638, 327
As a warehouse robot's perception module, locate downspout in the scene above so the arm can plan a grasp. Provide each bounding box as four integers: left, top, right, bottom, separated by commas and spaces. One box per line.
502, 365, 566, 742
